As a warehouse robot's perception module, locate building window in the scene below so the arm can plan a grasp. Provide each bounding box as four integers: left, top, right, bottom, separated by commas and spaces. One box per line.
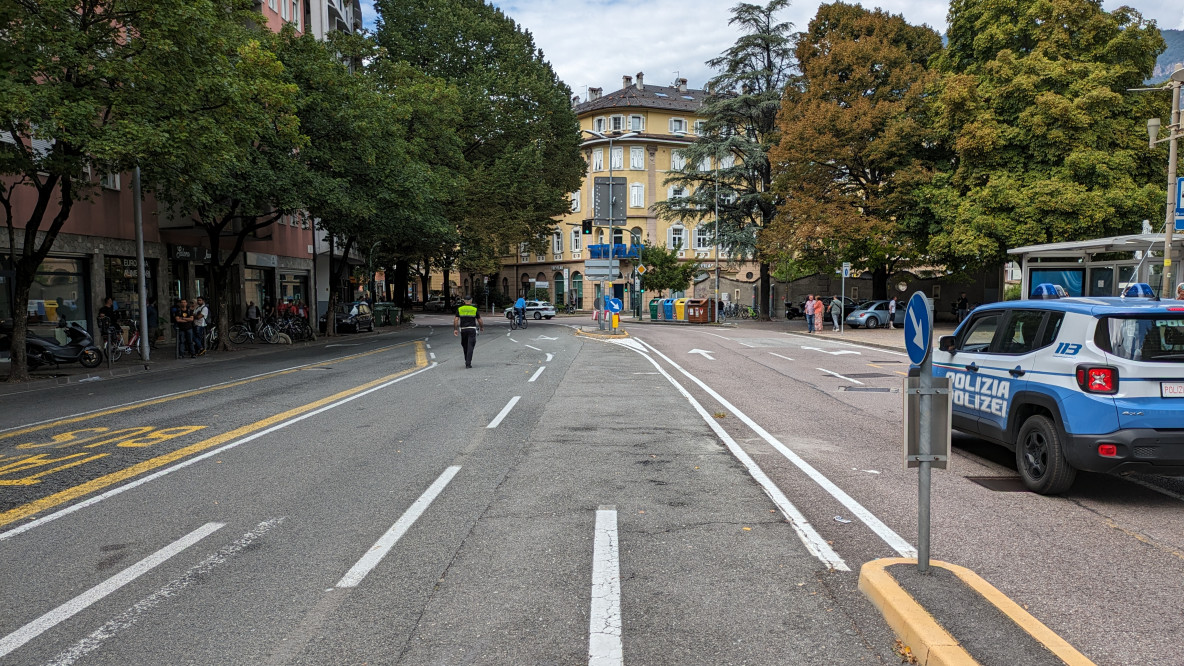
629, 183, 644, 208
597, 229, 605, 244
611, 115, 624, 131
630, 226, 643, 245
553, 230, 563, 254
292, 1, 301, 30
629, 115, 644, 131
721, 153, 735, 169
281, 0, 288, 19
613, 228, 624, 245
268, 0, 276, 9
592, 148, 604, 171
554, 271, 566, 306
571, 228, 582, 252
610, 146, 623, 170
670, 150, 686, 170
629, 146, 644, 170
100, 172, 121, 190
667, 185, 686, 200
695, 120, 706, 135
668, 225, 685, 250
570, 190, 581, 212
695, 225, 712, 249
572, 272, 583, 309
669, 117, 687, 133
594, 117, 606, 132
698, 156, 711, 172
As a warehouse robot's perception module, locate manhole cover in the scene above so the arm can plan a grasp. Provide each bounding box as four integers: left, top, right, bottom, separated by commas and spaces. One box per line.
840, 386, 895, 392
967, 476, 1030, 492
838, 372, 893, 378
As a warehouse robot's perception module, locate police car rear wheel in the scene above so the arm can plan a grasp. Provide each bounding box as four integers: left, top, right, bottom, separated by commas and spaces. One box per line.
1016, 415, 1076, 495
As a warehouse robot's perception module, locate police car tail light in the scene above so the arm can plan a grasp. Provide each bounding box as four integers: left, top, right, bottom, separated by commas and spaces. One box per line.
1098, 444, 1119, 458
1075, 365, 1118, 395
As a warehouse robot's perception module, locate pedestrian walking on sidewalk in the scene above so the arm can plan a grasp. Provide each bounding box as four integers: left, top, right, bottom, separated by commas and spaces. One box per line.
829, 295, 842, 331
888, 296, 897, 329
804, 295, 815, 333
453, 296, 484, 368
812, 296, 824, 332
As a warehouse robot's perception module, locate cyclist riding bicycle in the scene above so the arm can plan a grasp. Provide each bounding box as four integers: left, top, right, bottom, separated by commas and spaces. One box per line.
513, 296, 526, 328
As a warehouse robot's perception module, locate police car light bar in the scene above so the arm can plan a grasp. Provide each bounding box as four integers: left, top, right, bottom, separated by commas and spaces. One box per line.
1123, 282, 1156, 298
1031, 283, 1064, 299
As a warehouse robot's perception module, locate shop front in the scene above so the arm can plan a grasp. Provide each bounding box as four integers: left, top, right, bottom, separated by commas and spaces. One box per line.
169, 244, 213, 303
0, 257, 91, 339
104, 256, 158, 323
245, 252, 278, 315
280, 271, 310, 307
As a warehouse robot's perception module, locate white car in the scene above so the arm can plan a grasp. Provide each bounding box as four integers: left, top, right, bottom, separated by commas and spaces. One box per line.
504, 300, 557, 320
929, 282, 1184, 494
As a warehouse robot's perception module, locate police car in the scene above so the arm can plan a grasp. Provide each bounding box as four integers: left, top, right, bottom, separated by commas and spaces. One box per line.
931, 283, 1184, 494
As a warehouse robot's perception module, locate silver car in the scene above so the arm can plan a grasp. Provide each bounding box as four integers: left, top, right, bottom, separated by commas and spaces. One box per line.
504, 300, 557, 320
844, 300, 904, 328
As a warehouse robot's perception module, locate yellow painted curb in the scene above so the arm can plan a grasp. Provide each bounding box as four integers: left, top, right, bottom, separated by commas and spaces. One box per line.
859, 558, 1096, 666
573, 328, 630, 340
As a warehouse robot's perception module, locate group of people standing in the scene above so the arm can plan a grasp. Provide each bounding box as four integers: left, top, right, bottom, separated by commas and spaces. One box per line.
170, 297, 208, 358
801, 294, 846, 333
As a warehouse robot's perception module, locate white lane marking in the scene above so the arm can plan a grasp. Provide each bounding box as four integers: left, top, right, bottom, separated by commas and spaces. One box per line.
324, 343, 360, 348
628, 349, 848, 571
486, 396, 521, 429
425, 343, 431, 349
588, 507, 623, 666
525, 344, 542, 351
636, 339, 916, 558
536, 335, 558, 341
0, 347, 418, 437
769, 353, 794, 362
529, 367, 546, 383
736, 340, 756, 348
780, 331, 909, 357
546, 353, 554, 362
0, 363, 439, 543
818, 368, 864, 385
429, 353, 436, 360
703, 332, 732, 341
688, 349, 716, 360
336, 467, 460, 589
801, 346, 860, 356
46, 519, 283, 666
0, 523, 225, 659
509, 338, 519, 343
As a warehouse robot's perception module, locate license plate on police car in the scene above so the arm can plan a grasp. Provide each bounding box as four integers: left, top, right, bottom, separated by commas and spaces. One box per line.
1161, 382, 1184, 398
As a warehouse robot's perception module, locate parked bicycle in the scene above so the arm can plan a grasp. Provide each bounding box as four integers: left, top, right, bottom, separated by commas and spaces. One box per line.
104, 319, 145, 362
563, 303, 577, 315
229, 319, 277, 344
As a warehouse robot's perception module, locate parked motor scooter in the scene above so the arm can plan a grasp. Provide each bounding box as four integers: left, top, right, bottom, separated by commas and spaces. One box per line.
23, 321, 103, 369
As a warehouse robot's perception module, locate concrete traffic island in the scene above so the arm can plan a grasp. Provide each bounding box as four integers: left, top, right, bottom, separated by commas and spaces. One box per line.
573, 326, 630, 339
859, 558, 1095, 666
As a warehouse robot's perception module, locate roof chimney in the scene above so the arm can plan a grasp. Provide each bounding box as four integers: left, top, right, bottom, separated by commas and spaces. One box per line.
635, 72, 644, 90
571, 94, 580, 107
677, 78, 688, 93
622, 75, 632, 89
589, 87, 602, 101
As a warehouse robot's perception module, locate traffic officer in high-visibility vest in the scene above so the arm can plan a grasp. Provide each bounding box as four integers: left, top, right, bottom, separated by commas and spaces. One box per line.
453, 296, 484, 368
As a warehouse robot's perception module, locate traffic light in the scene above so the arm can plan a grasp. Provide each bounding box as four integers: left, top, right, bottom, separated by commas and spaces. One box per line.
582, 220, 592, 235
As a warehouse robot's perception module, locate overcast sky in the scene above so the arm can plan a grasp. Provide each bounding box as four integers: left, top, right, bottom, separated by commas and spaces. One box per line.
358, 0, 1183, 96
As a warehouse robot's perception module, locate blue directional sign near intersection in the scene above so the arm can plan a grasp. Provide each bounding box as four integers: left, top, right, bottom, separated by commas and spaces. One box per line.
606, 297, 623, 313
904, 292, 931, 365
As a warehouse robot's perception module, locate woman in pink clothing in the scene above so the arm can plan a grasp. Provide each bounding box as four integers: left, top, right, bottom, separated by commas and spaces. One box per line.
812, 296, 824, 333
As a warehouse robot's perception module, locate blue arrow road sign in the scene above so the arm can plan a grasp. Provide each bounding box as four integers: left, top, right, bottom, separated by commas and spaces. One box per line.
606, 297, 623, 313
904, 292, 931, 365
1178, 176, 1184, 215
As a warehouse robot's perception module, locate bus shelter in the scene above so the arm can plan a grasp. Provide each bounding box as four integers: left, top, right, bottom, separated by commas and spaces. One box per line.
1008, 233, 1183, 299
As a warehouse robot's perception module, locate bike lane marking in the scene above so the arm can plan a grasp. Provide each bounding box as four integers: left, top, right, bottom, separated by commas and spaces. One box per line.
0, 340, 422, 442
0, 343, 431, 535
486, 397, 521, 429
528, 367, 546, 383
588, 506, 623, 666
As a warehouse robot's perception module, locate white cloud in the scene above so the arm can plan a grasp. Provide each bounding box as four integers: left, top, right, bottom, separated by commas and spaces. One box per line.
359, 0, 1182, 96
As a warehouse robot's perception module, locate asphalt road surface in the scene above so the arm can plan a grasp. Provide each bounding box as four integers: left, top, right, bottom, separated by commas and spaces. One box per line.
1, 315, 1179, 665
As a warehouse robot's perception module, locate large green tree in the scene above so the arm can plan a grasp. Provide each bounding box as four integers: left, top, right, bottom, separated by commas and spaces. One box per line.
0, 0, 265, 379
768, 3, 943, 299
654, 0, 796, 320
924, 0, 1166, 269
374, 0, 584, 308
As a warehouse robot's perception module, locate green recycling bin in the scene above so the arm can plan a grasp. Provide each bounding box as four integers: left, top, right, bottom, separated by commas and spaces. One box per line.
649, 298, 661, 320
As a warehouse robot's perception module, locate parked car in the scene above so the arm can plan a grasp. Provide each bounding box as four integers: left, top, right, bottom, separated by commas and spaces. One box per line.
320, 301, 374, 333
844, 300, 905, 328
423, 295, 449, 312
503, 300, 557, 320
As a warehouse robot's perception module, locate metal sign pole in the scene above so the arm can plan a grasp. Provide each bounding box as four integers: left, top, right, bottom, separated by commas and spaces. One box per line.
917, 296, 934, 573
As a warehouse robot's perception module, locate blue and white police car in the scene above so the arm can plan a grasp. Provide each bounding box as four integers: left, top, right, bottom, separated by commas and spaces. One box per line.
930, 283, 1184, 494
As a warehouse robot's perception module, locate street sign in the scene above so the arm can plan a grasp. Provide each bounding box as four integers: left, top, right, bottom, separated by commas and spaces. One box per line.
593, 177, 627, 225
534, 281, 549, 288
903, 377, 951, 470
842, 262, 851, 279
904, 292, 931, 365
1177, 176, 1184, 215
563, 268, 569, 280
636, 264, 647, 275
606, 297, 623, 313
1176, 216, 1184, 232
584, 259, 620, 269
584, 272, 615, 281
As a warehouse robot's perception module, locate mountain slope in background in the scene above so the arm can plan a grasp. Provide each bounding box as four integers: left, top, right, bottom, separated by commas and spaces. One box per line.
1151, 29, 1184, 81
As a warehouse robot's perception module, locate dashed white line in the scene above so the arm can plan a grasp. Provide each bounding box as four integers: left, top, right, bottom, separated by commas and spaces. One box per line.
780, 331, 909, 357
588, 506, 623, 666
425, 343, 431, 349
46, 519, 284, 666
0, 522, 225, 660
818, 368, 864, 384
769, 352, 794, 362
546, 353, 554, 362
486, 396, 521, 429
336, 466, 460, 588
529, 367, 546, 382
429, 353, 436, 360
636, 339, 916, 558
525, 344, 542, 351
509, 337, 519, 343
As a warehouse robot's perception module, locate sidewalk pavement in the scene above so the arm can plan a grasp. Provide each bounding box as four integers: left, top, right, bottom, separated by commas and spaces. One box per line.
0, 326, 404, 393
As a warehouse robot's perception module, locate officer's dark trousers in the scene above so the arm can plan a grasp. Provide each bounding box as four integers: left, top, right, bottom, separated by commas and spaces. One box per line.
460, 328, 477, 366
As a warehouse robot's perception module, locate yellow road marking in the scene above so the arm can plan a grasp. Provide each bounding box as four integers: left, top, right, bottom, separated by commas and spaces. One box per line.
895, 371, 908, 376
0, 341, 419, 442
868, 363, 883, 368
0, 342, 427, 529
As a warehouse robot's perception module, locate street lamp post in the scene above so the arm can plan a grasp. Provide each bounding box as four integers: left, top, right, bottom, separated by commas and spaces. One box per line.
1146, 67, 1184, 297
583, 129, 637, 330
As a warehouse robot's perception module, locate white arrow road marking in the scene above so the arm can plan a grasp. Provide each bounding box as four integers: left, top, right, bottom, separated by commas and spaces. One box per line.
818, 368, 864, 384
801, 346, 860, 356
688, 349, 716, 361
910, 308, 924, 350
545, 353, 554, 362
535, 335, 558, 340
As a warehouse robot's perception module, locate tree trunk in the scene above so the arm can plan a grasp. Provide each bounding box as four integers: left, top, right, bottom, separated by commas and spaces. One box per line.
443, 265, 451, 310
325, 235, 356, 337
419, 257, 430, 306
872, 265, 889, 300
393, 259, 409, 308
5, 274, 34, 381
759, 262, 771, 321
